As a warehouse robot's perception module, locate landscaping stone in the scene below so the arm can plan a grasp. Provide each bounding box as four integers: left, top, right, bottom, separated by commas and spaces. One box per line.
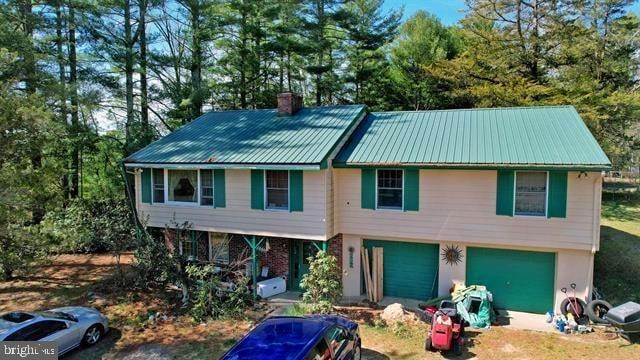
380, 303, 408, 324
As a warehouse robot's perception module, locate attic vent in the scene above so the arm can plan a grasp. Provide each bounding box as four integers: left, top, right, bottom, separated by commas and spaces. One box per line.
277, 92, 303, 116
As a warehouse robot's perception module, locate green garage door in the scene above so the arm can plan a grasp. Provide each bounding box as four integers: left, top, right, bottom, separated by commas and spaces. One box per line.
466, 247, 555, 314
363, 240, 439, 300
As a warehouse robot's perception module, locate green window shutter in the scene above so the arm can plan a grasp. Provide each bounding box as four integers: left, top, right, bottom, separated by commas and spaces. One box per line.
141, 168, 152, 204
361, 169, 376, 210
251, 169, 264, 210
289, 170, 303, 212
403, 169, 419, 211
548, 171, 568, 218
496, 170, 514, 216
214, 169, 226, 208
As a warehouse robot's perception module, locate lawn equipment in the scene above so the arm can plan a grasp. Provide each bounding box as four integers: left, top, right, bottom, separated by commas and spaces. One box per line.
602, 302, 640, 341
559, 283, 587, 320
425, 300, 465, 356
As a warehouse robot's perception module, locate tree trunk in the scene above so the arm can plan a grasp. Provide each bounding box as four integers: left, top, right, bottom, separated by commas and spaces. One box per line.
190, 2, 202, 118
139, 0, 149, 144
55, 2, 70, 202
124, 0, 135, 153
239, 11, 247, 109
69, 3, 80, 198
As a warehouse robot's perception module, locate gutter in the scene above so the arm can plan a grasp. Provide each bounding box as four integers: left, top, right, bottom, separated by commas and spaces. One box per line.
332, 162, 612, 172
123, 162, 321, 170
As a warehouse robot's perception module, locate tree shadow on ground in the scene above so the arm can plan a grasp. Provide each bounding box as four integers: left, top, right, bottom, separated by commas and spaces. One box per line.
63, 328, 122, 360
595, 226, 640, 305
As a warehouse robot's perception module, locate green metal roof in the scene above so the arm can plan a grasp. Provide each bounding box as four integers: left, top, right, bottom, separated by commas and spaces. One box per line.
125, 105, 366, 167
334, 106, 611, 170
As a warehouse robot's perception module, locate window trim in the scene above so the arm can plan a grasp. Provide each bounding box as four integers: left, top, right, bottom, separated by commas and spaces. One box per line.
375, 168, 404, 211
199, 169, 215, 206
264, 170, 290, 211
164, 168, 201, 207
513, 170, 549, 218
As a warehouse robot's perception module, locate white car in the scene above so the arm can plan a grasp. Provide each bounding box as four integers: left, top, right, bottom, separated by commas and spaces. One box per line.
0, 307, 109, 355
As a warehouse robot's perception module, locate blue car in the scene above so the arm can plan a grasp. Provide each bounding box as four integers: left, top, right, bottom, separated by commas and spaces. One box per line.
221, 315, 361, 360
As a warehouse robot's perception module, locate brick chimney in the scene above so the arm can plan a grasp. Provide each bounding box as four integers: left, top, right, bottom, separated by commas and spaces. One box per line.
277, 92, 303, 116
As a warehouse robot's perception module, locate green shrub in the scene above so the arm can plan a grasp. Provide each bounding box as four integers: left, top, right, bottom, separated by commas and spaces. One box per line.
42, 198, 135, 253
186, 264, 252, 322
300, 250, 342, 314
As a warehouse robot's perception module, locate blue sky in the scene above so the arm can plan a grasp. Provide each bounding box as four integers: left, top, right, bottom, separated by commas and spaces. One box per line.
382, 0, 640, 26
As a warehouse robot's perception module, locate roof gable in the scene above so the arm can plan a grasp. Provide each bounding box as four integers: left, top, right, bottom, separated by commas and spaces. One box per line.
334, 106, 611, 170
125, 105, 366, 167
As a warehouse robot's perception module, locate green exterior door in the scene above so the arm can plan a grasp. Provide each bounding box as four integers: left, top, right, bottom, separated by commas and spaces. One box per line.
290, 240, 319, 291
363, 240, 439, 300
466, 247, 556, 314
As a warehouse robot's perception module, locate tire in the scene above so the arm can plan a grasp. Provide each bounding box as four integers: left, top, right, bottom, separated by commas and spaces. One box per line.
353, 343, 361, 360
82, 324, 103, 346
560, 297, 587, 318
425, 335, 433, 351
586, 299, 613, 324
453, 339, 463, 356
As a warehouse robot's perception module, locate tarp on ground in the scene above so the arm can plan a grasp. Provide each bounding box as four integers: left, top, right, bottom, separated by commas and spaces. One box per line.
452, 285, 495, 329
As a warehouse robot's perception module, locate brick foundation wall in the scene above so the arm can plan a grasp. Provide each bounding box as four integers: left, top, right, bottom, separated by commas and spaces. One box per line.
229, 235, 290, 279
228, 233, 344, 285
327, 233, 343, 273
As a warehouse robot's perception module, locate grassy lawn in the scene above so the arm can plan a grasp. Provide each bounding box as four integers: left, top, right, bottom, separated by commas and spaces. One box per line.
596, 197, 640, 304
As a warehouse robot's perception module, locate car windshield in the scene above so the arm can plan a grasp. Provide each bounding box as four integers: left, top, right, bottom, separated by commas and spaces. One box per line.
38, 311, 77, 322
0, 312, 34, 323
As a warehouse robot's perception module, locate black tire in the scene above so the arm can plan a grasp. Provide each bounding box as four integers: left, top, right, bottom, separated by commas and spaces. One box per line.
586, 299, 613, 324
453, 339, 463, 356
425, 335, 433, 351
82, 324, 103, 346
560, 297, 587, 318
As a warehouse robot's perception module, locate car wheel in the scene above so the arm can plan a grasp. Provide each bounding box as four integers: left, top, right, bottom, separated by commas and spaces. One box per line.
82, 324, 103, 346
353, 343, 361, 360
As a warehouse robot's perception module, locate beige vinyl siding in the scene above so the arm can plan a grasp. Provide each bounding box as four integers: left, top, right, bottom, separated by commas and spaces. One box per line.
335, 169, 601, 251
136, 169, 328, 240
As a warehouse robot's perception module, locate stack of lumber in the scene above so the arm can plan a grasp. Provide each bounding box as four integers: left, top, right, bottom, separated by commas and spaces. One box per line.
361, 247, 383, 302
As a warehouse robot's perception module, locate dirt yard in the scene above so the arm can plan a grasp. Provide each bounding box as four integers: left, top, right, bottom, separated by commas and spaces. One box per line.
0, 254, 253, 359
2, 252, 639, 359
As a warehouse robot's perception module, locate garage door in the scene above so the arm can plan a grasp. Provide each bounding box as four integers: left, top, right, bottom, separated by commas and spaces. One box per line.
466, 247, 555, 314
363, 240, 439, 300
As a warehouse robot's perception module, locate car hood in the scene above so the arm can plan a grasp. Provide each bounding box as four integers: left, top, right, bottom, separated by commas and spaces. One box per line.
48, 307, 102, 321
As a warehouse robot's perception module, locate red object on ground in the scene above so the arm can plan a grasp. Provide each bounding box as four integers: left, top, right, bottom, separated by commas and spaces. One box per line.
431, 316, 453, 350
425, 301, 465, 355
424, 306, 437, 323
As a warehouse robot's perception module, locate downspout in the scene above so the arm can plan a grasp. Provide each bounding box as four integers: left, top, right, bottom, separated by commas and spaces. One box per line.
586, 171, 603, 300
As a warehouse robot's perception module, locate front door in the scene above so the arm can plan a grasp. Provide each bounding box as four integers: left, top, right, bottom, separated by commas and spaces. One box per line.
290, 240, 319, 290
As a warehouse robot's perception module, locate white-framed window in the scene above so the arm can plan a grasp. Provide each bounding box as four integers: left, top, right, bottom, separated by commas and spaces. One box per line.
265, 170, 289, 210
167, 169, 199, 204
514, 171, 548, 217
180, 235, 195, 260
179, 231, 209, 261
152, 168, 165, 203
200, 170, 214, 206
209, 232, 230, 264
376, 169, 403, 210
